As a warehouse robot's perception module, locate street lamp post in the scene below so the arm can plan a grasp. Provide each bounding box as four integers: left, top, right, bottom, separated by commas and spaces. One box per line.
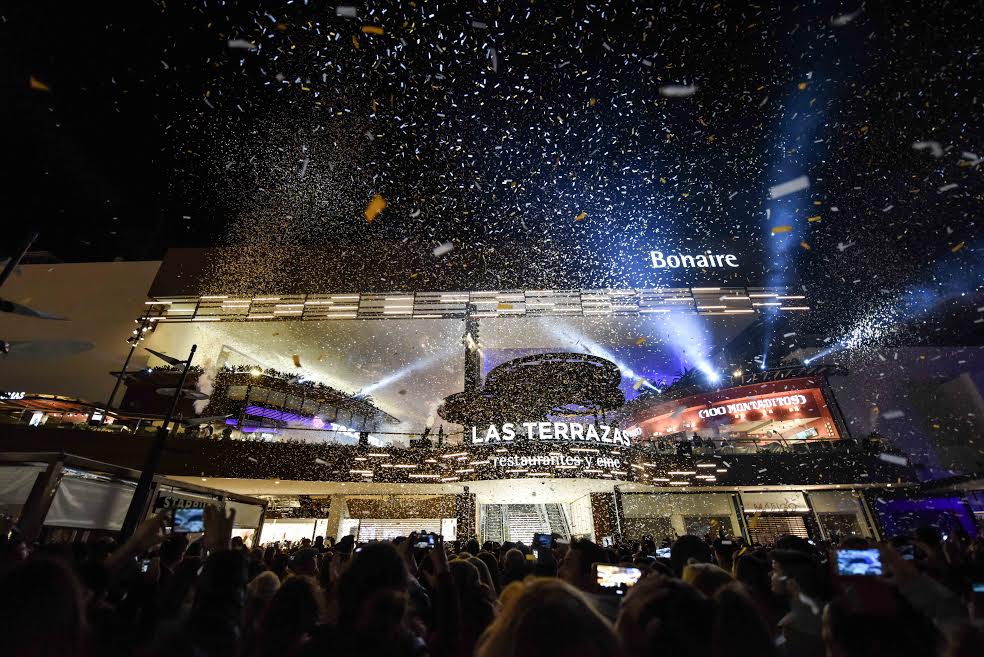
104, 314, 154, 418
119, 344, 197, 540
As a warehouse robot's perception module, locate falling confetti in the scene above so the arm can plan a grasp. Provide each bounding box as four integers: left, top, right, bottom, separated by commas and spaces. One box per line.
768, 176, 810, 199
29, 76, 50, 92
227, 39, 256, 50
659, 84, 698, 97
364, 194, 386, 222
830, 9, 864, 26
432, 242, 454, 257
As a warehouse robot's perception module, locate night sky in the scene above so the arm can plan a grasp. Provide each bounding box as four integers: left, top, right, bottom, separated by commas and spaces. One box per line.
2, 1, 982, 345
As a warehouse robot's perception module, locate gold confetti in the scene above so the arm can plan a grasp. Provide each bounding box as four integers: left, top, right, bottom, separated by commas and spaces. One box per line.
797, 82, 808, 90
292, 354, 302, 368
364, 194, 387, 222
589, 98, 597, 106
352, 35, 360, 49
29, 76, 50, 92
800, 242, 811, 251
361, 25, 384, 35
807, 215, 822, 222
635, 337, 647, 346
574, 211, 587, 222
497, 303, 513, 310
771, 225, 793, 235
633, 378, 645, 390
951, 241, 965, 252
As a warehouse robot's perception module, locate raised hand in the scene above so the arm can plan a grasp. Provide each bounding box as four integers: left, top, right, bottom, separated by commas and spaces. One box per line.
204, 505, 236, 554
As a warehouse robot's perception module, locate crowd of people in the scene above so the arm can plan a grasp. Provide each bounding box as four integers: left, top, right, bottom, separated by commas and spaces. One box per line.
1, 510, 983, 657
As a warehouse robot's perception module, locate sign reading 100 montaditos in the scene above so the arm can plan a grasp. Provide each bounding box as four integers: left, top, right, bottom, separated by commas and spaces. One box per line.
470, 422, 633, 447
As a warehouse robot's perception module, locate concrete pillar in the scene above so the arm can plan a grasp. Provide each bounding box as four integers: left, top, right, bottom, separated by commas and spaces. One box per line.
324, 494, 349, 542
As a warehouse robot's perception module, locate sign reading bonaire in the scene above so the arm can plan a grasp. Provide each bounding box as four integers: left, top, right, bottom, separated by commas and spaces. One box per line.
650, 250, 739, 269
470, 422, 632, 447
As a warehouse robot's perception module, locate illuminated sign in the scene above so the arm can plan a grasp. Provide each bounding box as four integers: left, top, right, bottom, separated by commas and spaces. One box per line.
698, 394, 808, 419
650, 251, 739, 269
470, 422, 632, 447
0, 391, 26, 400
490, 454, 622, 469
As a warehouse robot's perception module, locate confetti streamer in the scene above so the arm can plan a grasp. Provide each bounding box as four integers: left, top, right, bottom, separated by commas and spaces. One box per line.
768, 176, 810, 199
227, 39, 256, 50
659, 84, 697, 97
364, 194, 386, 222
292, 354, 302, 368
29, 76, 50, 92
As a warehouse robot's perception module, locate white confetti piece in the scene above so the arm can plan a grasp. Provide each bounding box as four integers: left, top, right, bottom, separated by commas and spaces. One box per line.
878, 453, 908, 466
960, 151, 981, 166
881, 410, 905, 420
227, 39, 257, 50
432, 242, 454, 257
315, 457, 329, 465
938, 183, 959, 193
336, 6, 358, 18
830, 9, 863, 26
768, 175, 810, 199
912, 141, 943, 157
659, 84, 698, 97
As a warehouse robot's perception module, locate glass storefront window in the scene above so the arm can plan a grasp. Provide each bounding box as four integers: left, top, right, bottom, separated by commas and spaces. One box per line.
285, 395, 302, 411
249, 387, 269, 403
267, 391, 286, 408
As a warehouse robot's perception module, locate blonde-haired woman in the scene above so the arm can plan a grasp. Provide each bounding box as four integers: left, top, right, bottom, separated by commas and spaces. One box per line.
476, 577, 619, 657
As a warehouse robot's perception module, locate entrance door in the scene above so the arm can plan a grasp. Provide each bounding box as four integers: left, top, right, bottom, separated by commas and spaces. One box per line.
746, 514, 809, 545
357, 519, 441, 542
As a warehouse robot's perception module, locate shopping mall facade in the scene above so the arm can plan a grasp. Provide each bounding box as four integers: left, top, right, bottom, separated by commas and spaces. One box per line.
0, 242, 981, 545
